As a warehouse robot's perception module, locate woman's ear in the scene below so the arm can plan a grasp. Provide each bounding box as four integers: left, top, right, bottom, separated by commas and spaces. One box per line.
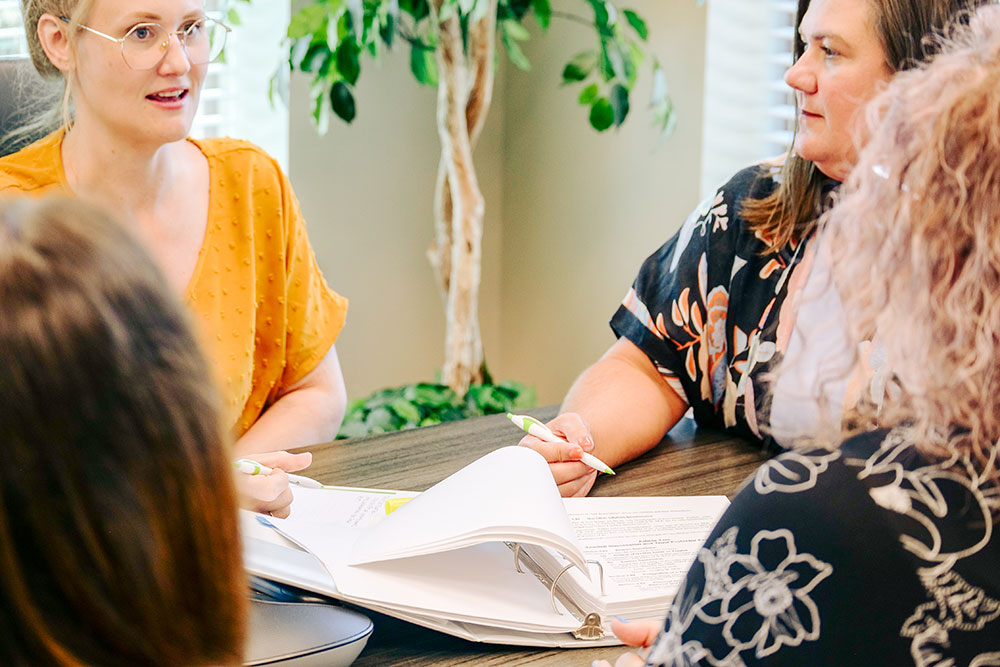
36, 13, 74, 73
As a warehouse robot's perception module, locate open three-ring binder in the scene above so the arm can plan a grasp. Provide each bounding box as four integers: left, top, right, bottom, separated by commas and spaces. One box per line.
242, 447, 730, 648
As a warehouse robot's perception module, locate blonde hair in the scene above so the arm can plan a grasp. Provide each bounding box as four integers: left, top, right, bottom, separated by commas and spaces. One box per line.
823, 4, 1000, 488
7, 0, 97, 142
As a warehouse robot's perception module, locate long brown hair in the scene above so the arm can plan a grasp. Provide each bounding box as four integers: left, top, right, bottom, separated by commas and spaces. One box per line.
741, 0, 987, 250
825, 5, 1000, 491
0, 197, 246, 665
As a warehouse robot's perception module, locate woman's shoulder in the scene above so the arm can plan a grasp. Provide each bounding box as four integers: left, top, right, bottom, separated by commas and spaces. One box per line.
712, 158, 784, 205
0, 130, 64, 193
190, 136, 283, 178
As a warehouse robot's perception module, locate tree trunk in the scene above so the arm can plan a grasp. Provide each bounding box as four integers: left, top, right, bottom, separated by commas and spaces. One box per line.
427, 0, 498, 395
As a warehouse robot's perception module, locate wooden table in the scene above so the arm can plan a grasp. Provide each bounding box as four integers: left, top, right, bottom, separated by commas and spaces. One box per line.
295, 406, 769, 666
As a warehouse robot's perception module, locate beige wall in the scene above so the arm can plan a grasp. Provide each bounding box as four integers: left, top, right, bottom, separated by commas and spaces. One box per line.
290, 1, 707, 405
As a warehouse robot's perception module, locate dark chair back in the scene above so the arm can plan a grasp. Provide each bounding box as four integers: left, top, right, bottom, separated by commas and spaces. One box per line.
0, 57, 60, 157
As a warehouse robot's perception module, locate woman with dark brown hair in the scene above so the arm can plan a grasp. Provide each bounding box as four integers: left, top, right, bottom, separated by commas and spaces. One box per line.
0, 196, 246, 665
521, 0, 986, 497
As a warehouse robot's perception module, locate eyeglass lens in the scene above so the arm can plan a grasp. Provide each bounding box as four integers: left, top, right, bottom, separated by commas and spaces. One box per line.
122, 19, 226, 70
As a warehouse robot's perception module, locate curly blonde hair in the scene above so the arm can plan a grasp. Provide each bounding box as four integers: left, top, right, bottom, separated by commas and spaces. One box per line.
823, 4, 1000, 485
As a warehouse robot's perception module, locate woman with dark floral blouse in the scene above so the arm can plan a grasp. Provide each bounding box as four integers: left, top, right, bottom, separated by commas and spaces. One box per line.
519, 0, 984, 497
597, 6, 1000, 664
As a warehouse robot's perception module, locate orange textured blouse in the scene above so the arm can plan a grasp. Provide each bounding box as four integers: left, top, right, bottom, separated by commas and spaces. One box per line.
0, 130, 348, 436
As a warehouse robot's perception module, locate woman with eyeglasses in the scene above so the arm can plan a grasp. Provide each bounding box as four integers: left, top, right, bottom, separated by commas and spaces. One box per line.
0, 0, 349, 460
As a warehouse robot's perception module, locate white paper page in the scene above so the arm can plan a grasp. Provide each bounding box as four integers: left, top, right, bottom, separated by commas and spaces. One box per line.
269, 483, 582, 634
349, 447, 588, 571
562, 496, 730, 603
286, 485, 417, 529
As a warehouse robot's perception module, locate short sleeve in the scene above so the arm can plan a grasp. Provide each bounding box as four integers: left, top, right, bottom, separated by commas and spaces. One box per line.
277, 168, 348, 388
610, 165, 771, 417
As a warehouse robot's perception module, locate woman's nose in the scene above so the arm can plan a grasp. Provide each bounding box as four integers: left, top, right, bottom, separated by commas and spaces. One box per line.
157, 32, 192, 75
784, 52, 817, 95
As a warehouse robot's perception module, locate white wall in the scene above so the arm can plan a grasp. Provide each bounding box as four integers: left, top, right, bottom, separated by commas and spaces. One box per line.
495, 0, 707, 403
289, 54, 506, 400
290, 0, 707, 405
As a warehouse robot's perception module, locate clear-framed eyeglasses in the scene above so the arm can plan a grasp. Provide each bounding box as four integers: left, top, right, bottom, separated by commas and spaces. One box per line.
62, 16, 231, 70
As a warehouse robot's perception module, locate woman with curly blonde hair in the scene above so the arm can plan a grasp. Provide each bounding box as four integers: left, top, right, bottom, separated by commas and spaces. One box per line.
596, 6, 1000, 665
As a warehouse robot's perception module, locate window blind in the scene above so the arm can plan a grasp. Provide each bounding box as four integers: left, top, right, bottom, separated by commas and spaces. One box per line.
700, 0, 796, 198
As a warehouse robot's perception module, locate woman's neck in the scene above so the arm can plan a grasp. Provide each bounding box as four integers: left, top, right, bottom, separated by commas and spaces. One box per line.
60, 121, 184, 218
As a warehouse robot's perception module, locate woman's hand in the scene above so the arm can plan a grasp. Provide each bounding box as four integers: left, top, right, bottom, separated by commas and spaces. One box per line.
592, 617, 664, 667
517, 412, 599, 497
234, 450, 313, 518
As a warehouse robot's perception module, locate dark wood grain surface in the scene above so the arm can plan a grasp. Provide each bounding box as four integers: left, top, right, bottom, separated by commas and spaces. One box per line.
292, 407, 769, 666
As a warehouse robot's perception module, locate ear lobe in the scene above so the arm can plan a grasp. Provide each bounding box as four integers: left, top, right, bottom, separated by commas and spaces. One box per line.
36, 13, 74, 73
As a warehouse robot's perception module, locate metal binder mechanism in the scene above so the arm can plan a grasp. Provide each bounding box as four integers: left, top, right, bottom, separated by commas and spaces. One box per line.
505, 541, 608, 641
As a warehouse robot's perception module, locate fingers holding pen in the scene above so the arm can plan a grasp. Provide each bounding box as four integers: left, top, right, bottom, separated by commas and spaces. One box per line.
547, 412, 596, 453
517, 432, 584, 463
236, 468, 295, 518
515, 412, 595, 463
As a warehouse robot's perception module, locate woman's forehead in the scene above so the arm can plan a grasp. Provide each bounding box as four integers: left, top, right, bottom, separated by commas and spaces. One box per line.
86, 0, 205, 23
799, 0, 879, 45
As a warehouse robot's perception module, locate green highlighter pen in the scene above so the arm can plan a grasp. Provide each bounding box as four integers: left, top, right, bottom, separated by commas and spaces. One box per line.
506, 413, 615, 475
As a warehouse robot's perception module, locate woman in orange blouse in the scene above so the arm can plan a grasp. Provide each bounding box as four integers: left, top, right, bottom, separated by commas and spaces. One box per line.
1, 0, 348, 458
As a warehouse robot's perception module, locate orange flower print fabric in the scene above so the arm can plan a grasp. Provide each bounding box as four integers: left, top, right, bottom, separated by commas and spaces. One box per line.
611, 164, 836, 446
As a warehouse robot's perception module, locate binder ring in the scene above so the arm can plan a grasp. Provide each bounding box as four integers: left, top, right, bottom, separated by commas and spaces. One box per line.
549, 563, 576, 614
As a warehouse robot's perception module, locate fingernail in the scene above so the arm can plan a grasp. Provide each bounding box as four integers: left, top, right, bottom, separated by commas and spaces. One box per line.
581, 436, 595, 452
570, 447, 584, 460
615, 615, 629, 623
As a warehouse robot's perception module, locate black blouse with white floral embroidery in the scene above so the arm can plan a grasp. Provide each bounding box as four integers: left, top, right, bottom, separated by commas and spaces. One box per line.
611, 164, 835, 447
643, 428, 1000, 666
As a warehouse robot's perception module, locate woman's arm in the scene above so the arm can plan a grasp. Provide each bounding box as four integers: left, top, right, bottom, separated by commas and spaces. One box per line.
233, 345, 347, 457
519, 337, 689, 496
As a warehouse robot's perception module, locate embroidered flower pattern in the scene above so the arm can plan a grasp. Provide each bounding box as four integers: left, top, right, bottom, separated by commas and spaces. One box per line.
646, 431, 1000, 666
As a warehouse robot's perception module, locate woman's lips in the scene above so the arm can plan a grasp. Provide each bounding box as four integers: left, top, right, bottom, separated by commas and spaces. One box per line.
146, 89, 188, 103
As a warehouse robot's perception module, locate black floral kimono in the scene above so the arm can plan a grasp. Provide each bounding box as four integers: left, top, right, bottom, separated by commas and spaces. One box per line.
642, 429, 1000, 665
611, 164, 833, 447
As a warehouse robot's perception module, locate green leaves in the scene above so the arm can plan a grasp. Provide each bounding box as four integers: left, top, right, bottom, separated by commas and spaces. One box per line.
501, 19, 532, 71
562, 51, 596, 84
336, 381, 536, 438
287, 4, 328, 40
623, 9, 647, 40
589, 97, 614, 131
552, 2, 674, 137
532, 0, 551, 29
281, 0, 674, 140
336, 40, 361, 85
410, 41, 438, 86
330, 81, 357, 122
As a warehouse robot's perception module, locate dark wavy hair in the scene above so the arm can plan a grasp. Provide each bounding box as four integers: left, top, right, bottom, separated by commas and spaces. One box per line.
0, 197, 246, 665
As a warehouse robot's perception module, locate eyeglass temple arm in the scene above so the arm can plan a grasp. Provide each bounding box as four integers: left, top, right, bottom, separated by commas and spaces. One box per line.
58, 15, 118, 42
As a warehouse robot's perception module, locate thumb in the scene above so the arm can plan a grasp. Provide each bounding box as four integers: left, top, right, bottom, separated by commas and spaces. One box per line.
612, 617, 663, 648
